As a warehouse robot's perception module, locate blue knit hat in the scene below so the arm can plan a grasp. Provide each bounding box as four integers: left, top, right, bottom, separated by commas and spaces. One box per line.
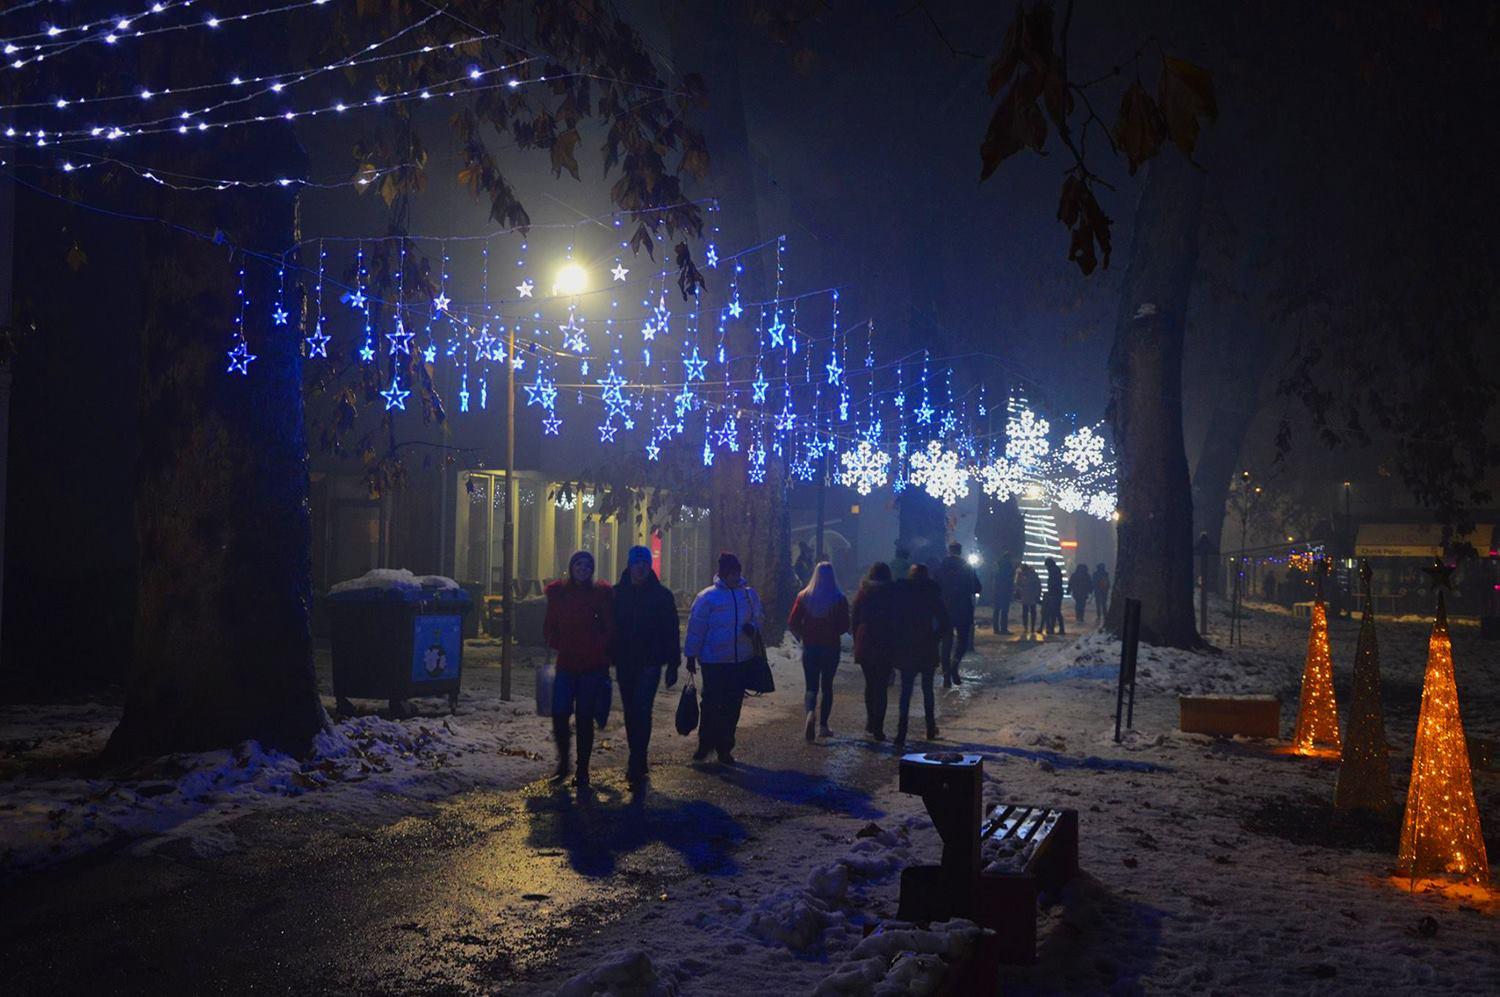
627, 545, 653, 567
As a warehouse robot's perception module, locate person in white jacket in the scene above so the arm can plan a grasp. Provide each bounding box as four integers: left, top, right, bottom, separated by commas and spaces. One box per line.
684, 552, 765, 765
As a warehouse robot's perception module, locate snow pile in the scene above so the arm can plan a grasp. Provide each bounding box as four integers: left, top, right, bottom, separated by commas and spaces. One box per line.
555, 949, 681, 997
328, 568, 459, 595
1012, 626, 1298, 698
812, 919, 989, 997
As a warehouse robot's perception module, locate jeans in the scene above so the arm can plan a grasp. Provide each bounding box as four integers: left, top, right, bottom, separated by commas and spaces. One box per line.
1094, 595, 1106, 622
939, 623, 973, 680
551, 669, 609, 773
859, 660, 892, 734
801, 644, 840, 724
896, 667, 936, 742
698, 660, 746, 758
992, 596, 1012, 633
616, 664, 661, 778
1021, 603, 1038, 633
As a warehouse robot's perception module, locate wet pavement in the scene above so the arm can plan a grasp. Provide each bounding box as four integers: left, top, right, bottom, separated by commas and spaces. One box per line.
2, 631, 1049, 996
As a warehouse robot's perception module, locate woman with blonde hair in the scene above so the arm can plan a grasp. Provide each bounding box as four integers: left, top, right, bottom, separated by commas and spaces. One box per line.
788, 561, 851, 741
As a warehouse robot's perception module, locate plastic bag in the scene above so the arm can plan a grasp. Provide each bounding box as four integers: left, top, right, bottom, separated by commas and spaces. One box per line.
675, 677, 699, 735
535, 656, 556, 717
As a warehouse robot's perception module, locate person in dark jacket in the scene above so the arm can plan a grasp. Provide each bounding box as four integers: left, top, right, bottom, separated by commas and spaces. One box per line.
991, 551, 1015, 634
1093, 564, 1110, 623
612, 545, 681, 785
1017, 563, 1043, 636
889, 545, 913, 583
851, 562, 898, 741
543, 550, 614, 788
788, 562, 851, 741
935, 542, 982, 688
1042, 558, 1066, 636
892, 564, 950, 749
1069, 562, 1093, 623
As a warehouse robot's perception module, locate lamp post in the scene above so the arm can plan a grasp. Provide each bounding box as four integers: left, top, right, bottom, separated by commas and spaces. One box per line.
500, 319, 515, 702
1230, 471, 1260, 646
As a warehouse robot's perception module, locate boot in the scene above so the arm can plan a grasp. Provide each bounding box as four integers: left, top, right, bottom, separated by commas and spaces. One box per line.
551, 721, 571, 782
804, 710, 817, 742
927, 723, 940, 740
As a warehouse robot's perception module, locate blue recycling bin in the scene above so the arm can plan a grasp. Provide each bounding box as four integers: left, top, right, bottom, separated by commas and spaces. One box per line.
325, 585, 471, 715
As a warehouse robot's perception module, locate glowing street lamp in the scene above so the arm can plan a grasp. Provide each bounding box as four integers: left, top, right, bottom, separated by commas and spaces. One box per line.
553, 261, 588, 297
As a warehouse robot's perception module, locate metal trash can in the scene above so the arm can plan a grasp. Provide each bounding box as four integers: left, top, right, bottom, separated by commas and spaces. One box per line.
326, 584, 471, 715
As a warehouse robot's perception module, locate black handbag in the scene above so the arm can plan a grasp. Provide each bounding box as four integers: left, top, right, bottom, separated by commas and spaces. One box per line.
675, 677, 699, 735
742, 630, 775, 695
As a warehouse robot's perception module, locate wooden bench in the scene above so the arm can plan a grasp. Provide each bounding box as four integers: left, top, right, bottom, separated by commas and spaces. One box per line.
974, 804, 1079, 964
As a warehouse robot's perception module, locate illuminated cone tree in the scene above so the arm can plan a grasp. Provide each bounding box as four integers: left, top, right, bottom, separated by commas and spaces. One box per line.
1334, 560, 1392, 811
1292, 559, 1342, 755
1397, 561, 1489, 883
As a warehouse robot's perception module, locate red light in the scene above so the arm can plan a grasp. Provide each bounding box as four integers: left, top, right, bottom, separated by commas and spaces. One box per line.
1060, 540, 1079, 549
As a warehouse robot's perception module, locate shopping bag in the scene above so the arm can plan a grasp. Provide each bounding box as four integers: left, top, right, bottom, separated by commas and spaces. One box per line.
534, 655, 556, 717
742, 631, 775, 695
675, 677, 699, 735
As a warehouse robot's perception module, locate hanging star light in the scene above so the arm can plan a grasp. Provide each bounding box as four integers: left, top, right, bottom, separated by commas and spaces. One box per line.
271, 304, 288, 326
598, 421, 618, 443
768, 317, 785, 348
516, 279, 534, 298
646, 442, 661, 461
611, 263, 629, 282
751, 371, 769, 404
386, 319, 413, 355
421, 344, 437, 364
542, 415, 562, 436
381, 376, 410, 411
305, 323, 329, 359
839, 441, 891, 496
682, 346, 708, 382
826, 354, 843, 386
728, 298, 743, 319
348, 288, 367, 309
226, 341, 256, 375
359, 342, 375, 362
705, 245, 719, 268
433, 291, 451, 312
702, 441, 715, 467
1061, 425, 1105, 472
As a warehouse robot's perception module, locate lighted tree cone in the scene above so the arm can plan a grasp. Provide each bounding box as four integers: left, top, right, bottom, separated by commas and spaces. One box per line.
1334, 586, 1393, 811
1398, 596, 1490, 883
1292, 600, 1342, 755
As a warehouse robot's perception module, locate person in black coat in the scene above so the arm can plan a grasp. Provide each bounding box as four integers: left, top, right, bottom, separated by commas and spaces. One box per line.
1069, 562, 1093, 623
991, 551, 1015, 634
1042, 557, 1067, 636
935, 542, 982, 687
612, 546, 681, 784
892, 564, 950, 749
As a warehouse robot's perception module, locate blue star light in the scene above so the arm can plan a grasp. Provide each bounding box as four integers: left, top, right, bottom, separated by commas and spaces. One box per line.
421, 344, 437, 364
348, 288, 367, 309
705, 244, 719, 268
359, 342, 376, 362
542, 415, 562, 436
826, 355, 843, 385
305, 324, 330, 358
386, 321, 413, 355
598, 422, 618, 443
768, 318, 785, 348
433, 291, 451, 312
226, 341, 256, 374
727, 298, 743, 319
381, 377, 410, 411
702, 441, 715, 467
682, 347, 708, 382
271, 304, 288, 326
752, 372, 769, 404
646, 442, 661, 461
915, 401, 935, 425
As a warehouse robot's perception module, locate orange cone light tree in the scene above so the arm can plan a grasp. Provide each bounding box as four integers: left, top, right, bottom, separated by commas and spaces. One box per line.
1293, 559, 1341, 756
1398, 560, 1489, 884
1335, 560, 1392, 811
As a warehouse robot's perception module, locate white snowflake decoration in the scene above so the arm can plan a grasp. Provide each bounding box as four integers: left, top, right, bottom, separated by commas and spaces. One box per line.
908, 440, 969, 506
1053, 482, 1087, 514
838, 441, 891, 496
1005, 406, 1051, 465
977, 455, 1025, 501
1086, 490, 1117, 521
1061, 425, 1105, 472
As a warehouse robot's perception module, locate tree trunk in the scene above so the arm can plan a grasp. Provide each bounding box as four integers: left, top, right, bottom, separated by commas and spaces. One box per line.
662, 1, 793, 637
1106, 153, 1206, 649
106, 73, 323, 756
1189, 354, 1261, 589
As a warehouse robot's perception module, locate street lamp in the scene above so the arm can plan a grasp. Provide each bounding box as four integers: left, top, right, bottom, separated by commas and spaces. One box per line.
553, 261, 588, 296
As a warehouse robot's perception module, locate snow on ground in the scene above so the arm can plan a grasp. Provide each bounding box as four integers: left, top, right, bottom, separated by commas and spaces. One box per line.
539, 598, 1500, 996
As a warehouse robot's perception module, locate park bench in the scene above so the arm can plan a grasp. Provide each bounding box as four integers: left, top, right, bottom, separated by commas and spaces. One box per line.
975, 804, 1079, 963
896, 753, 1079, 965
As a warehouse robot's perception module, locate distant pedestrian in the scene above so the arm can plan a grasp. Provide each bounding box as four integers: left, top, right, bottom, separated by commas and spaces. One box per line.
1042, 558, 1066, 636
991, 550, 1015, 634
683, 552, 764, 766
936, 542, 982, 687
788, 562, 851, 741
1070, 562, 1093, 623
890, 544, 912, 583
612, 546, 681, 786
793, 541, 815, 589
543, 551, 614, 788
852, 562, 898, 741
892, 563, 950, 749
1093, 563, 1110, 623
1017, 563, 1042, 636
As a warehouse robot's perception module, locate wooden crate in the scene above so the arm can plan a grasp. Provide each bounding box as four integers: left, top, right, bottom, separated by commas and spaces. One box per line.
1179, 695, 1281, 738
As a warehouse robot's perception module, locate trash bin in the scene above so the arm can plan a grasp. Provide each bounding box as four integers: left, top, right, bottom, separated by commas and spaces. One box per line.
326, 581, 471, 715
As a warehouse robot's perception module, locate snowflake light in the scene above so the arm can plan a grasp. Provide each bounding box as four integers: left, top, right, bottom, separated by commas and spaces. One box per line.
838, 441, 890, 496
1005, 407, 1050, 465
1085, 491, 1117, 521
1053, 482, 1086, 514
908, 441, 969, 506
1061, 425, 1105, 472
978, 456, 1024, 501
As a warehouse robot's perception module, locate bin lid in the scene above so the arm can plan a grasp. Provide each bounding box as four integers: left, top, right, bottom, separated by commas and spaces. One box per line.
326, 569, 472, 604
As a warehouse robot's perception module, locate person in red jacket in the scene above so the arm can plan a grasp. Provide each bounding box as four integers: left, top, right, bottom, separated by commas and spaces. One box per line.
543, 550, 614, 788
788, 561, 851, 742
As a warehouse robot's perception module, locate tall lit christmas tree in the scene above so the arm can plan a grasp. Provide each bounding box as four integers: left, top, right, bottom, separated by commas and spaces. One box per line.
1334, 560, 1392, 811
1007, 392, 1063, 571
1398, 559, 1489, 884
1292, 558, 1342, 755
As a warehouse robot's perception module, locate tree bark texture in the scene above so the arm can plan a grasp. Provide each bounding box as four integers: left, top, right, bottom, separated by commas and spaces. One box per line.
106, 107, 323, 757
1106, 153, 1206, 649
662, 1, 793, 637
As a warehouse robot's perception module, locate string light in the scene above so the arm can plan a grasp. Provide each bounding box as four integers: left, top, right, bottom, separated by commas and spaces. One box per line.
1335, 559, 1393, 812
1292, 560, 1342, 756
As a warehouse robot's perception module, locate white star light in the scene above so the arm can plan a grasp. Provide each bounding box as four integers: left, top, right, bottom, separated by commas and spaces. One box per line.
359, 343, 376, 362
271, 305, 288, 326
838, 441, 891, 496
433, 292, 451, 312
908, 441, 969, 506
421, 344, 437, 364
386, 321, 413, 355
728, 299, 743, 319
705, 245, 719, 268
516, 279, 534, 298
611, 263, 629, 282
348, 288, 367, 309
542, 415, 562, 436
305, 325, 329, 359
